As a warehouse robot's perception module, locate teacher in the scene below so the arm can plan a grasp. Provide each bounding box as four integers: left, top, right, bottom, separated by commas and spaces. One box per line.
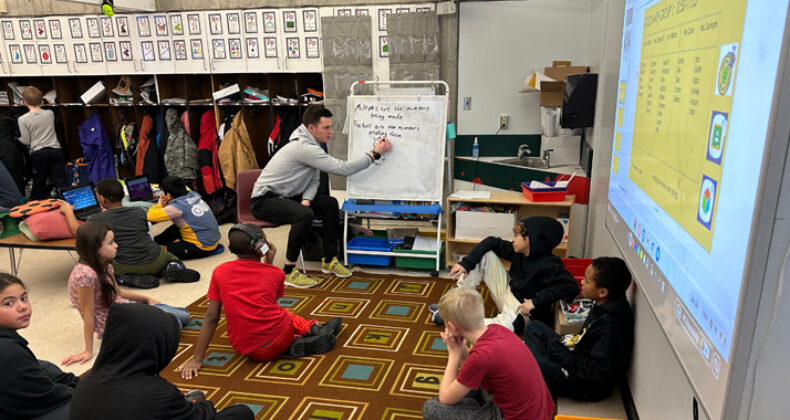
251, 105, 393, 288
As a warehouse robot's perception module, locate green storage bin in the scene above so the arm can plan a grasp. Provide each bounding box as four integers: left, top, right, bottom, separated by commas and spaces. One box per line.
394, 242, 446, 270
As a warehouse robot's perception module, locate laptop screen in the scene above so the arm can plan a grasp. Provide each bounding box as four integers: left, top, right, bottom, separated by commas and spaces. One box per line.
61, 186, 98, 211
126, 176, 153, 200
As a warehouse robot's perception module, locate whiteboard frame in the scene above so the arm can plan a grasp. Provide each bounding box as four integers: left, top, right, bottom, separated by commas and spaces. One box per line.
345, 80, 449, 202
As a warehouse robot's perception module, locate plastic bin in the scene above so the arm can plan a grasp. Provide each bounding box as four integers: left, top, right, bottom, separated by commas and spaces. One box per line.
562, 258, 593, 292
521, 181, 567, 202
346, 237, 394, 266
393, 242, 446, 270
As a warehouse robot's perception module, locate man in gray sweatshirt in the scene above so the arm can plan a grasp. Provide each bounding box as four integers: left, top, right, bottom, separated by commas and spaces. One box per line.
251, 105, 392, 287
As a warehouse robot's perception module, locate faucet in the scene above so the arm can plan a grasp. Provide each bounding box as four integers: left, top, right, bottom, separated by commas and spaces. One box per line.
517, 144, 532, 159
543, 149, 554, 168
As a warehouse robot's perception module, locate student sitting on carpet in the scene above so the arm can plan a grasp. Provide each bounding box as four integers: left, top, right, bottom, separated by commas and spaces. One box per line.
0, 273, 80, 420
60, 178, 197, 283
63, 221, 190, 367
432, 216, 580, 331
422, 287, 554, 420
70, 303, 254, 420
179, 224, 341, 379
147, 176, 221, 260
523, 257, 634, 401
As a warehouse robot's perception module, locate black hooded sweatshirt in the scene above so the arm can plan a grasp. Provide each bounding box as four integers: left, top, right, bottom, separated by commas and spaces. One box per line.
547, 299, 634, 401
458, 216, 581, 325
0, 326, 79, 419
70, 303, 218, 420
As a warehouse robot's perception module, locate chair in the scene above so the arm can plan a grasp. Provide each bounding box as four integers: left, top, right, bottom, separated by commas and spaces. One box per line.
236, 169, 306, 272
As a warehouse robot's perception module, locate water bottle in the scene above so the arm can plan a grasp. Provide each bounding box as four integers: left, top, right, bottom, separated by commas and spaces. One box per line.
472, 137, 479, 159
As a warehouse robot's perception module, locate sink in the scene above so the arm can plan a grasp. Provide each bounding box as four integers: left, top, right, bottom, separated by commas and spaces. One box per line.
494, 157, 549, 169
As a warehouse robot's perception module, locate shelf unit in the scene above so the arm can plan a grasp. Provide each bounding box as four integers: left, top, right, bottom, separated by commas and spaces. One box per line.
0, 71, 323, 178
446, 190, 574, 267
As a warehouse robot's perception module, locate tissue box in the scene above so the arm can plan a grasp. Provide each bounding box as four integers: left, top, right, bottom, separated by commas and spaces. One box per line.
455, 211, 516, 241
80, 81, 106, 104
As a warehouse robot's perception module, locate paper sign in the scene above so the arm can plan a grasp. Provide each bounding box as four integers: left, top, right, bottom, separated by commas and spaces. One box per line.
187, 14, 200, 35
244, 12, 257, 33
286, 37, 299, 58
101, 17, 113, 37
116, 17, 129, 37
2, 21, 14, 40
263, 12, 276, 33
229, 38, 241, 58
9, 45, 21, 63
54, 44, 67, 63
209, 14, 222, 34
157, 40, 170, 60
137, 16, 151, 37
303, 10, 317, 32
264, 36, 277, 58
227, 13, 240, 34
20, 20, 32, 40
171, 15, 183, 35
190, 39, 203, 59
119, 41, 132, 60
154, 16, 167, 36
39, 44, 51, 63
87, 18, 99, 38
306, 37, 319, 58
212, 38, 226, 59
174, 40, 186, 60
104, 42, 117, 61
73, 43, 87, 63
34, 20, 46, 39
246, 37, 259, 58
283, 11, 296, 32
141, 41, 154, 61
89, 42, 102, 62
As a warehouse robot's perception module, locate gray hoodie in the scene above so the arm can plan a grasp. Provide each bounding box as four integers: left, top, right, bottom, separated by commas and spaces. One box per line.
252, 124, 373, 200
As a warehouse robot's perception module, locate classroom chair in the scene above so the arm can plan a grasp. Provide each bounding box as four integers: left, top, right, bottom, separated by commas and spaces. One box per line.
236, 169, 306, 272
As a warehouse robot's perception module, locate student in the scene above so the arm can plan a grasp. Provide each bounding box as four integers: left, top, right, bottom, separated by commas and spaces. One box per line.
0, 273, 79, 420
523, 257, 634, 401
148, 176, 222, 260
422, 287, 554, 420
179, 224, 341, 380
63, 221, 189, 366
59, 178, 191, 281
0, 161, 22, 210
70, 303, 254, 420
434, 216, 580, 330
250, 105, 393, 287
18, 86, 65, 200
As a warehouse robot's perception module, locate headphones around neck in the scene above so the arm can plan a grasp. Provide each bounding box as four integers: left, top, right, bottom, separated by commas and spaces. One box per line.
229, 224, 269, 258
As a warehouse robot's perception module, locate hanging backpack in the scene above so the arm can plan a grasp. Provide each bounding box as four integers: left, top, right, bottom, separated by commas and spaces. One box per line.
65, 158, 90, 187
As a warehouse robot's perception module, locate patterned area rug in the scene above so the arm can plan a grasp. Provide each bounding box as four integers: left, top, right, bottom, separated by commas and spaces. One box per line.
161, 270, 497, 420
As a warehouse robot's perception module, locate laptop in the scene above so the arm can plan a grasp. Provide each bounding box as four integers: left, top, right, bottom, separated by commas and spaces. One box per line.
125, 175, 158, 202
60, 184, 102, 220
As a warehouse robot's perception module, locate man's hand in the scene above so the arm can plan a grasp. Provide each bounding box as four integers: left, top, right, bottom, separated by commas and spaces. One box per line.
179, 358, 203, 380
518, 299, 535, 316
301, 199, 311, 207
58, 200, 74, 215
374, 137, 393, 155
448, 263, 468, 280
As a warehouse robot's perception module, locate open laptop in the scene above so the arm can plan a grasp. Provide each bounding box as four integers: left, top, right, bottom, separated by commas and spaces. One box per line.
59, 183, 102, 220
125, 175, 158, 202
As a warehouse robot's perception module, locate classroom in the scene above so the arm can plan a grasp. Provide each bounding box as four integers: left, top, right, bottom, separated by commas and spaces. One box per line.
0, 1, 787, 419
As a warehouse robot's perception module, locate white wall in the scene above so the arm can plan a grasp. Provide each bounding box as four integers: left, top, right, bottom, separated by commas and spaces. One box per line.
457, 1, 592, 135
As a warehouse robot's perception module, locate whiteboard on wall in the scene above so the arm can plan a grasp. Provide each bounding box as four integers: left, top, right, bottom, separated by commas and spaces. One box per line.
346, 95, 447, 201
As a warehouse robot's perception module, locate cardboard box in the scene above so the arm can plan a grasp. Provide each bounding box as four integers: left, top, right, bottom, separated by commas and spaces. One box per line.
455, 211, 517, 241
554, 303, 584, 335
522, 61, 590, 107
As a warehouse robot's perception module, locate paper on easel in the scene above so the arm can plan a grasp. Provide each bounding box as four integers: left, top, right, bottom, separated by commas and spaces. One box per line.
519, 71, 556, 93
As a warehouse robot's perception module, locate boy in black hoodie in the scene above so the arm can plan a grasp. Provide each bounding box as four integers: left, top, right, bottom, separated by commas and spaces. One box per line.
70, 303, 253, 420
523, 256, 634, 401
435, 216, 580, 330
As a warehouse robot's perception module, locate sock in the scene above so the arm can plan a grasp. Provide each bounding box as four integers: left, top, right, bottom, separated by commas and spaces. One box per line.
284, 264, 295, 274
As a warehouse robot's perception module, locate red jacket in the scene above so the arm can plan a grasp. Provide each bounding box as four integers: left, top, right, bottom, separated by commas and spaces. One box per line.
197, 110, 222, 194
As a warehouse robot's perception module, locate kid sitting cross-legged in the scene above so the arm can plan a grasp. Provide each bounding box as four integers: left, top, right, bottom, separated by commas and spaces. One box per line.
179, 224, 341, 380
523, 256, 634, 401
422, 287, 554, 420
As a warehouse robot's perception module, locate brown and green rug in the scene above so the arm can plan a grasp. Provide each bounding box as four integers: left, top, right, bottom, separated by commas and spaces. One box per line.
162, 271, 497, 420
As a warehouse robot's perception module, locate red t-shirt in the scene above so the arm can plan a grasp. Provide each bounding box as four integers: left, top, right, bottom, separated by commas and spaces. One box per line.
207, 259, 291, 354
457, 324, 554, 420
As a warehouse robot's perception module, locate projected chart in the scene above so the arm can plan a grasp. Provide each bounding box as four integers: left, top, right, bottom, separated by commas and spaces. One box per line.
628, 2, 746, 251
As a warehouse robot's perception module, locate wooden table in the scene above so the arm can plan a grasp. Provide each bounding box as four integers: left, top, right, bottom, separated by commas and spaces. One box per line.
0, 234, 76, 275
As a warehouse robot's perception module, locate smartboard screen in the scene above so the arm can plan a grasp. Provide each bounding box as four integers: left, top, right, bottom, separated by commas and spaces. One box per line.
606, 0, 788, 418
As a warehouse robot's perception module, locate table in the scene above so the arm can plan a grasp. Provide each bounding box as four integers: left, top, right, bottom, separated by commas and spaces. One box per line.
0, 234, 76, 275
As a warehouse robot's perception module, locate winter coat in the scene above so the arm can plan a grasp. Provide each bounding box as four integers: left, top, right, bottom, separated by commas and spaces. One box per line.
78, 112, 116, 184
136, 113, 166, 183
70, 303, 221, 419
164, 108, 198, 181
459, 216, 581, 326
197, 110, 223, 194
217, 112, 257, 191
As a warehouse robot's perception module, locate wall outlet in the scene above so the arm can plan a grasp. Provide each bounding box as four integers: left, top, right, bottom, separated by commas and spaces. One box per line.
499, 114, 509, 129
463, 96, 471, 110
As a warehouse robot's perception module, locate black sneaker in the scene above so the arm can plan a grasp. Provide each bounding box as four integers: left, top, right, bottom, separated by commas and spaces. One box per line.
289, 334, 336, 357
310, 317, 342, 337
428, 304, 444, 325
116, 273, 159, 289
161, 261, 200, 283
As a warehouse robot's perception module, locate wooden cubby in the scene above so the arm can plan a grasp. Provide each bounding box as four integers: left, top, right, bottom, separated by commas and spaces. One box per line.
0, 71, 323, 179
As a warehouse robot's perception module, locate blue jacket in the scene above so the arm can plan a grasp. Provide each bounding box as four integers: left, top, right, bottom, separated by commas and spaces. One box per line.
78, 113, 116, 183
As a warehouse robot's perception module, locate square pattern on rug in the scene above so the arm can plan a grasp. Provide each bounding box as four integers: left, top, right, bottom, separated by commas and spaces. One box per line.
162, 271, 497, 419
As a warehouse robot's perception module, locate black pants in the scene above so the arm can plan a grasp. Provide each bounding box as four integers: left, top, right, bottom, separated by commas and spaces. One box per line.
522, 321, 577, 398
215, 404, 255, 420
250, 194, 339, 263
154, 224, 216, 261
30, 147, 65, 200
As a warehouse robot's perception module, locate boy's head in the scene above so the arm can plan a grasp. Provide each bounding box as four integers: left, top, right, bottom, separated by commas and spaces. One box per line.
22, 86, 43, 107
228, 223, 267, 258
438, 287, 485, 335
511, 216, 564, 257
96, 178, 124, 207
159, 176, 188, 200
582, 257, 632, 302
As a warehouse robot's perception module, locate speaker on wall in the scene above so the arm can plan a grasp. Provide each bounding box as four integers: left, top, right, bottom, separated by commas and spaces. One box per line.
561, 73, 599, 128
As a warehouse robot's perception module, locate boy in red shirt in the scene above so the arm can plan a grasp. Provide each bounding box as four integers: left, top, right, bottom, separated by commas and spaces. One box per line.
179, 224, 340, 379
423, 287, 554, 420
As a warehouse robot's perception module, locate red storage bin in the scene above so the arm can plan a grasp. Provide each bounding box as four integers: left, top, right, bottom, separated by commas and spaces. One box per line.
562, 258, 593, 293
521, 181, 567, 202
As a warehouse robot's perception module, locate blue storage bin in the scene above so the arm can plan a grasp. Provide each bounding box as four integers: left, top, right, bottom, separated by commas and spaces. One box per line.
347, 237, 394, 266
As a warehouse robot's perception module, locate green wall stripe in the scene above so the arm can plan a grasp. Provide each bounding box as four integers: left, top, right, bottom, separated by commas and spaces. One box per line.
454, 158, 560, 191
455, 134, 541, 157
